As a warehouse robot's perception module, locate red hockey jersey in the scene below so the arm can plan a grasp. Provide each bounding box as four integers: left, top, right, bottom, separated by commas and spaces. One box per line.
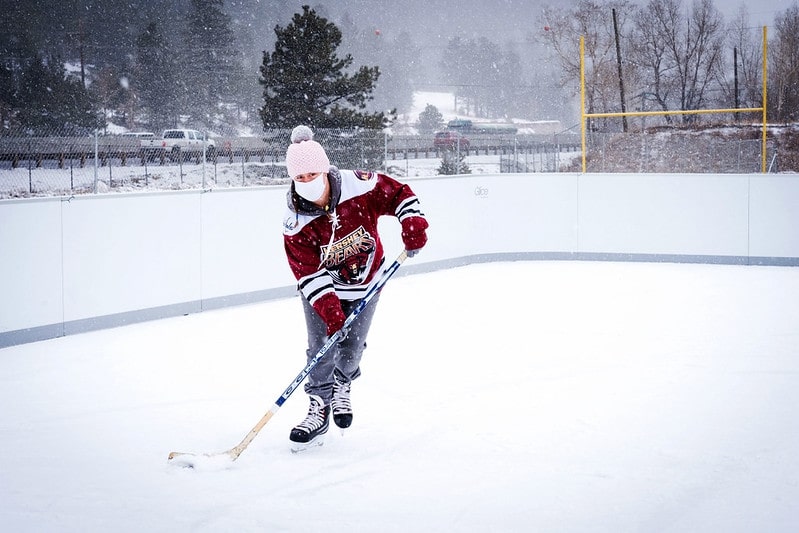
283, 167, 426, 306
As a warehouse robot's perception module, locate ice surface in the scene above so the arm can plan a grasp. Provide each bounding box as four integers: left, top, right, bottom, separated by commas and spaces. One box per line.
1, 260, 798, 532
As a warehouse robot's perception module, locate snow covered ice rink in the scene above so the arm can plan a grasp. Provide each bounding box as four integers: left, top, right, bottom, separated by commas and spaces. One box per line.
1, 260, 798, 532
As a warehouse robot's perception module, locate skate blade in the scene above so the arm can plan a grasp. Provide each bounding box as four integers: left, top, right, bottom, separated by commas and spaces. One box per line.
290, 435, 325, 454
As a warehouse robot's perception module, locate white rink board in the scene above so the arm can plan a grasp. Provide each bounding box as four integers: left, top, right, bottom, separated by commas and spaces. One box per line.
1, 172, 798, 345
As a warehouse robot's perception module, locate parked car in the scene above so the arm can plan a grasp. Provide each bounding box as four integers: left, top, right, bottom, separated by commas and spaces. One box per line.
140, 129, 216, 161
434, 130, 470, 149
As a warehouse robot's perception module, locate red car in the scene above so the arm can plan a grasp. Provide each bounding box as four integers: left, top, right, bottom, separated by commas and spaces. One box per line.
434, 131, 470, 149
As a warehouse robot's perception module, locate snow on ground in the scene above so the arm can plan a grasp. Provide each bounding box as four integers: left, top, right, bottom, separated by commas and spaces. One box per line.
1, 260, 798, 532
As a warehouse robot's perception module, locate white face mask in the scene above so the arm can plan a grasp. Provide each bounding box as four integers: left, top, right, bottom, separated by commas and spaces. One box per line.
294, 173, 326, 202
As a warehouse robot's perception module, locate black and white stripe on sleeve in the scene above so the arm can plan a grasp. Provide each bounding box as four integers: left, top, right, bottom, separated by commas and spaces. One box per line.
395, 196, 424, 222
298, 269, 335, 306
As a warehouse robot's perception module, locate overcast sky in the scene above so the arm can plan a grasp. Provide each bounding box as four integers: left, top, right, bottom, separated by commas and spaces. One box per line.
713, 0, 796, 26
307, 0, 797, 52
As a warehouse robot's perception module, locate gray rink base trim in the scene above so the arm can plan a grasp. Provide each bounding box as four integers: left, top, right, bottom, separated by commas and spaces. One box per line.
0, 286, 296, 350
397, 252, 799, 278
1, 253, 797, 349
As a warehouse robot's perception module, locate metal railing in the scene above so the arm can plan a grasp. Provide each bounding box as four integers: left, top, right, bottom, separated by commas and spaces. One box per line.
0, 127, 579, 198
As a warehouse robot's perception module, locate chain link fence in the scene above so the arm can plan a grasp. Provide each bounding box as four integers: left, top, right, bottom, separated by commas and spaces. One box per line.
583, 129, 779, 173
8, 123, 782, 199
0, 126, 290, 198
0, 126, 581, 198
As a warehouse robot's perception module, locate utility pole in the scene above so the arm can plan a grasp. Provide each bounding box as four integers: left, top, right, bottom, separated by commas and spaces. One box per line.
612, 8, 628, 132
733, 47, 740, 122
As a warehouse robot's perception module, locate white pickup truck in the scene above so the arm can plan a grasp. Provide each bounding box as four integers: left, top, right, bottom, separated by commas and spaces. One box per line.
141, 129, 216, 161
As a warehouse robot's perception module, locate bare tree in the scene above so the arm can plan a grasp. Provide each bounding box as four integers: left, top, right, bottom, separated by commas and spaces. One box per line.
769, 4, 799, 122
719, 6, 764, 115
542, 0, 635, 131
628, 0, 679, 123
631, 0, 725, 123
681, 0, 725, 115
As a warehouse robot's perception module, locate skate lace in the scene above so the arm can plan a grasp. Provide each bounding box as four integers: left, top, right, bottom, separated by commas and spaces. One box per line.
332, 379, 352, 414
296, 398, 327, 431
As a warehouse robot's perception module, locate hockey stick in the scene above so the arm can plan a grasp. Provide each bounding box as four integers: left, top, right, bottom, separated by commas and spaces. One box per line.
168, 250, 408, 466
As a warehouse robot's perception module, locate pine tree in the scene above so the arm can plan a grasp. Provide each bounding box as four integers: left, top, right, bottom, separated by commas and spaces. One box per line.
0, 62, 14, 127
135, 22, 181, 129
437, 148, 471, 175
417, 104, 444, 133
259, 5, 386, 129
15, 54, 101, 133
184, 0, 240, 127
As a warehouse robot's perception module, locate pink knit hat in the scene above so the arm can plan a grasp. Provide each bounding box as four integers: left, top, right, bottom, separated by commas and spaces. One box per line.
285, 125, 330, 179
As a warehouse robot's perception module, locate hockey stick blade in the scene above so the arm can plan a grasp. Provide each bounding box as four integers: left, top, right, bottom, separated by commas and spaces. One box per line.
167, 408, 274, 467
167, 449, 238, 469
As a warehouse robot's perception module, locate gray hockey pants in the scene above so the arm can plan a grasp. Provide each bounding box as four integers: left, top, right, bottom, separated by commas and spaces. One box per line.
301, 292, 381, 404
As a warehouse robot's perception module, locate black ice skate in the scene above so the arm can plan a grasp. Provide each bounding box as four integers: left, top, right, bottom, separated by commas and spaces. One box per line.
332, 375, 353, 429
290, 394, 329, 453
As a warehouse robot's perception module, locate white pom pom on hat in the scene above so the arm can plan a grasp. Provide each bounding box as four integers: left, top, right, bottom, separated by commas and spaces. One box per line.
290, 125, 314, 143
286, 125, 330, 179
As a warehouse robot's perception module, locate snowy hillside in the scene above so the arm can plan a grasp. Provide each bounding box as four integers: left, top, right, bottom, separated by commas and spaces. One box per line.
394, 91, 562, 135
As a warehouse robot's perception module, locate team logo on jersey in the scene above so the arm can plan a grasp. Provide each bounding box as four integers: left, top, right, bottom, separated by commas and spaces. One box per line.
320, 226, 376, 285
